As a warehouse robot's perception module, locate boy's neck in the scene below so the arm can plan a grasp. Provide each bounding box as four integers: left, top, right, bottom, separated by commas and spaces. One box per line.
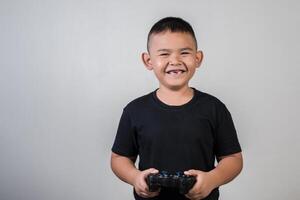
156, 85, 194, 106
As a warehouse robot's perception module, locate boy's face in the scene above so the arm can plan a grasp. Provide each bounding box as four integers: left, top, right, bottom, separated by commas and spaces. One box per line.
142, 31, 203, 90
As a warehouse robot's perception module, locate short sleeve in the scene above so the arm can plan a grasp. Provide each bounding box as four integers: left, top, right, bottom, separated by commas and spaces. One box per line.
214, 102, 242, 157
111, 107, 138, 157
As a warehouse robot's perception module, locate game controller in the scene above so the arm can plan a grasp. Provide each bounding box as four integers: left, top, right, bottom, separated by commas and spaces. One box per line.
146, 171, 196, 194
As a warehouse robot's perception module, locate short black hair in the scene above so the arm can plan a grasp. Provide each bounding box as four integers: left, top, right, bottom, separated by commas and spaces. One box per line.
147, 17, 198, 52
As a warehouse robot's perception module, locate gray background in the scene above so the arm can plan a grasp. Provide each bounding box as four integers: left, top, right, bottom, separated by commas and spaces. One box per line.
1, 0, 299, 199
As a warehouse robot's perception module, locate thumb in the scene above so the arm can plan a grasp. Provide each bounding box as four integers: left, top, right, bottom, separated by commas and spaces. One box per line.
184, 169, 199, 176
143, 168, 159, 176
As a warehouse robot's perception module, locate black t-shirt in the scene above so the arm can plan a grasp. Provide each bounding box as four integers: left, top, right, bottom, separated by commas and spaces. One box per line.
112, 87, 242, 200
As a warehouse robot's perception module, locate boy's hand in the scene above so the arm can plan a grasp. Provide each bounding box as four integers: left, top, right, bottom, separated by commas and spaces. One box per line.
184, 169, 215, 200
133, 168, 160, 198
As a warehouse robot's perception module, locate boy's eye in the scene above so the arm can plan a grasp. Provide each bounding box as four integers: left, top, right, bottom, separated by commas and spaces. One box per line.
181, 52, 190, 55
159, 53, 169, 56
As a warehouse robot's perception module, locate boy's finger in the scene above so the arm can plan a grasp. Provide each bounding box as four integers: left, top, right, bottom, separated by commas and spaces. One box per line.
140, 192, 157, 199
146, 168, 159, 173
139, 192, 150, 198
148, 192, 160, 198
184, 169, 194, 175
184, 169, 199, 176
143, 168, 159, 177
147, 188, 160, 197
140, 178, 154, 193
185, 193, 194, 200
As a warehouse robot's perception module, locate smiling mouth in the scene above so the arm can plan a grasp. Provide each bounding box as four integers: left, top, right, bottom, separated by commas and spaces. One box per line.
166, 69, 186, 74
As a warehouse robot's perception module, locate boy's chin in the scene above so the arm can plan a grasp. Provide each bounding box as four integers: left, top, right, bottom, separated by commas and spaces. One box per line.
161, 83, 190, 91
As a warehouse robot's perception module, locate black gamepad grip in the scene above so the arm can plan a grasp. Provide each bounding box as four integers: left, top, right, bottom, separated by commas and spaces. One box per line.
146, 171, 196, 194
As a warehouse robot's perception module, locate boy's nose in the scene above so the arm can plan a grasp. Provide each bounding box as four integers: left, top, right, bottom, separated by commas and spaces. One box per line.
169, 55, 182, 66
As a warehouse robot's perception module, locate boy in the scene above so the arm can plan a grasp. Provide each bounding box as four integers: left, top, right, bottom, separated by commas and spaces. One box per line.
111, 17, 243, 200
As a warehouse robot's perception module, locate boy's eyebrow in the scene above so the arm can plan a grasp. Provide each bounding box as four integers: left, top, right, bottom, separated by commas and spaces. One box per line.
180, 47, 193, 51
157, 47, 194, 52
157, 49, 171, 52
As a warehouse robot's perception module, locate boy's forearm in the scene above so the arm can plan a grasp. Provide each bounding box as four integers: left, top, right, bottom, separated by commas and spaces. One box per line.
208, 152, 243, 189
110, 152, 140, 186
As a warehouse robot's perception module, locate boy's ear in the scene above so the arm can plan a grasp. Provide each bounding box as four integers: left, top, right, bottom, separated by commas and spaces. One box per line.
195, 50, 204, 68
141, 52, 153, 70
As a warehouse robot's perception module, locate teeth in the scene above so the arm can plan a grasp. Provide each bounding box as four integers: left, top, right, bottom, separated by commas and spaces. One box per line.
169, 70, 183, 74
167, 70, 185, 74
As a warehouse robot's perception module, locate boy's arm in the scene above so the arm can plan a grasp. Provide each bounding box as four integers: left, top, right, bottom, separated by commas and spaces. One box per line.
110, 152, 139, 185
110, 152, 160, 198
185, 152, 243, 200
211, 152, 243, 187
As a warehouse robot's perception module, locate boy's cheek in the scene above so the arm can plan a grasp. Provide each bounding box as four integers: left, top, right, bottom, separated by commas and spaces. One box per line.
154, 60, 167, 67
184, 59, 198, 66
